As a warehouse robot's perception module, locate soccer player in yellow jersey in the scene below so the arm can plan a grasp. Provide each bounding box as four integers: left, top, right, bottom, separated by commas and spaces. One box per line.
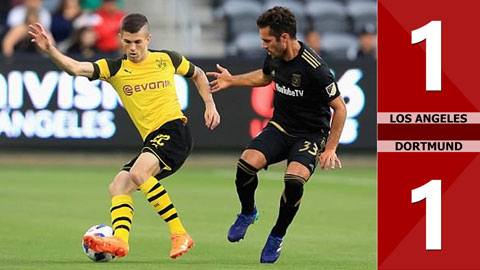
28, 13, 220, 259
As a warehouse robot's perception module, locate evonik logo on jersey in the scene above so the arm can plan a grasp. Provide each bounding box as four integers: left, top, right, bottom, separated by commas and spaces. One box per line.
123, 80, 171, 96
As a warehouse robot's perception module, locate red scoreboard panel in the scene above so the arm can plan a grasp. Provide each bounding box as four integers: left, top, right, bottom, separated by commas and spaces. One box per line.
378, 0, 480, 269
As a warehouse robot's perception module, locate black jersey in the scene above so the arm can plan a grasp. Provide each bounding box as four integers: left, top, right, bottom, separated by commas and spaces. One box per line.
262, 41, 340, 136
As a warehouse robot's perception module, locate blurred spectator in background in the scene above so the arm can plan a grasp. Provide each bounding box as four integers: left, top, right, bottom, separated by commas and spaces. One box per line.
0, 0, 12, 39
67, 26, 97, 58
0, 0, 11, 21
80, 0, 123, 11
348, 23, 376, 61
51, 0, 82, 45
43, 0, 61, 12
2, 9, 51, 57
305, 29, 328, 59
7, 0, 51, 30
11, 0, 24, 7
92, 0, 123, 54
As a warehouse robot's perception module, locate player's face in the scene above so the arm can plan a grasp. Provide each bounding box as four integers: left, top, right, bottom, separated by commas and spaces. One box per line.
120, 26, 151, 63
259, 27, 287, 59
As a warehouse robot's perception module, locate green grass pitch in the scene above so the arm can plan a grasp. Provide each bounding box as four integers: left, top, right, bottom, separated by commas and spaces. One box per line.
0, 156, 376, 270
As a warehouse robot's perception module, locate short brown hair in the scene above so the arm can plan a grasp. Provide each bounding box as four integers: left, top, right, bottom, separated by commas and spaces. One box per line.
121, 13, 148, 33
257, 6, 297, 40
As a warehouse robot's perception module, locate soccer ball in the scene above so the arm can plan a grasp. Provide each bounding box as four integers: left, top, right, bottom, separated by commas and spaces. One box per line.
81, 225, 116, 262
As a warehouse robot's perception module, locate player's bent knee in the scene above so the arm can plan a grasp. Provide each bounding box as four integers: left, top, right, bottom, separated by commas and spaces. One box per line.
286, 161, 311, 180
109, 181, 118, 196
109, 182, 132, 197
237, 159, 259, 176
240, 149, 266, 170
285, 178, 304, 192
109, 180, 133, 197
283, 174, 306, 204
128, 168, 151, 186
109, 172, 137, 196
236, 159, 260, 187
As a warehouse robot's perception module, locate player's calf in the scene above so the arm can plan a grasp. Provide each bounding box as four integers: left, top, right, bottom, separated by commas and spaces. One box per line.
262, 174, 305, 263
270, 174, 305, 237
235, 159, 259, 214
228, 159, 261, 242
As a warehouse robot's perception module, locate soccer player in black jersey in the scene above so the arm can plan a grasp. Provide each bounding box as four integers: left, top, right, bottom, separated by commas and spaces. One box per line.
207, 7, 347, 263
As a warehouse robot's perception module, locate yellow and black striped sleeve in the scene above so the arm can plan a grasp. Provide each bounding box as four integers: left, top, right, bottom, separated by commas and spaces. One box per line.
163, 50, 195, 78
89, 58, 123, 81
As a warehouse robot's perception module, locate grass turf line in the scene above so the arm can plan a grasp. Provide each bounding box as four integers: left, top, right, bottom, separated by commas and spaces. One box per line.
0, 164, 376, 270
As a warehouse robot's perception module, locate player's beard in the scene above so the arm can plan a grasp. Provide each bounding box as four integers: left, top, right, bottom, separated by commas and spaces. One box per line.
269, 49, 285, 59
268, 43, 287, 59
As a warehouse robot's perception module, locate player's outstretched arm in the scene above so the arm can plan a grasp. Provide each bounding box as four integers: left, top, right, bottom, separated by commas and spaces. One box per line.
191, 66, 221, 130
28, 23, 94, 78
320, 95, 347, 170
206, 64, 271, 93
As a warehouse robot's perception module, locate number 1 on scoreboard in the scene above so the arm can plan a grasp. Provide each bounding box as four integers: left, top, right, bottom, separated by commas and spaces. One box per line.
411, 21, 442, 91
411, 180, 442, 250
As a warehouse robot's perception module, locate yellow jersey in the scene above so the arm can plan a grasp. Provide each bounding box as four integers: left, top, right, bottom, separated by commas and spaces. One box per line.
90, 50, 195, 140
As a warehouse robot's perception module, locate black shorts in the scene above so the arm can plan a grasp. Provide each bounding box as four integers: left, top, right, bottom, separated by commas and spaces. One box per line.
246, 123, 327, 175
122, 119, 193, 181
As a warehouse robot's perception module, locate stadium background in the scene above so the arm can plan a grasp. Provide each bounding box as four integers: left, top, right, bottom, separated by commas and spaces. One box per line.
0, 0, 376, 269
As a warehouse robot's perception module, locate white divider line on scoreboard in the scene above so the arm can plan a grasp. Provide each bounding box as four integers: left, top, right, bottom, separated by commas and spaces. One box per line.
377, 140, 480, 152
377, 113, 480, 124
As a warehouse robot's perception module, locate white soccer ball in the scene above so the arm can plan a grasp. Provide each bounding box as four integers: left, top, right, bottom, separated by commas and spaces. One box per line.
81, 225, 116, 262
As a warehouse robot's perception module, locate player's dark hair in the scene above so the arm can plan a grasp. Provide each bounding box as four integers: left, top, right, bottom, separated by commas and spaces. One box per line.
121, 13, 149, 33
257, 6, 297, 40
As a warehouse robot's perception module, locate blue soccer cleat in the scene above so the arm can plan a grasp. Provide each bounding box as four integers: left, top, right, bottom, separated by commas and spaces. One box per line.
227, 208, 259, 242
260, 234, 283, 263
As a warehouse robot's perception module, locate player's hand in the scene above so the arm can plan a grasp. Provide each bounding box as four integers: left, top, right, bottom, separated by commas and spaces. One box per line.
206, 64, 233, 93
28, 23, 53, 53
204, 102, 220, 130
319, 149, 342, 170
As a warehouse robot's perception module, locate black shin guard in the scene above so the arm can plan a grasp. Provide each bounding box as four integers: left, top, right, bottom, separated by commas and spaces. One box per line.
236, 159, 259, 214
271, 174, 306, 237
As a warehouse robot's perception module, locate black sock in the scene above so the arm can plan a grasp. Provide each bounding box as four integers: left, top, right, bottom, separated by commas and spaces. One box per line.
271, 174, 306, 238
235, 159, 259, 214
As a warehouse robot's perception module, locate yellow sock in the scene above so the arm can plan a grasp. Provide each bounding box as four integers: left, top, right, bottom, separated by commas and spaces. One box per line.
110, 195, 134, 243
139, 176, 186, 235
